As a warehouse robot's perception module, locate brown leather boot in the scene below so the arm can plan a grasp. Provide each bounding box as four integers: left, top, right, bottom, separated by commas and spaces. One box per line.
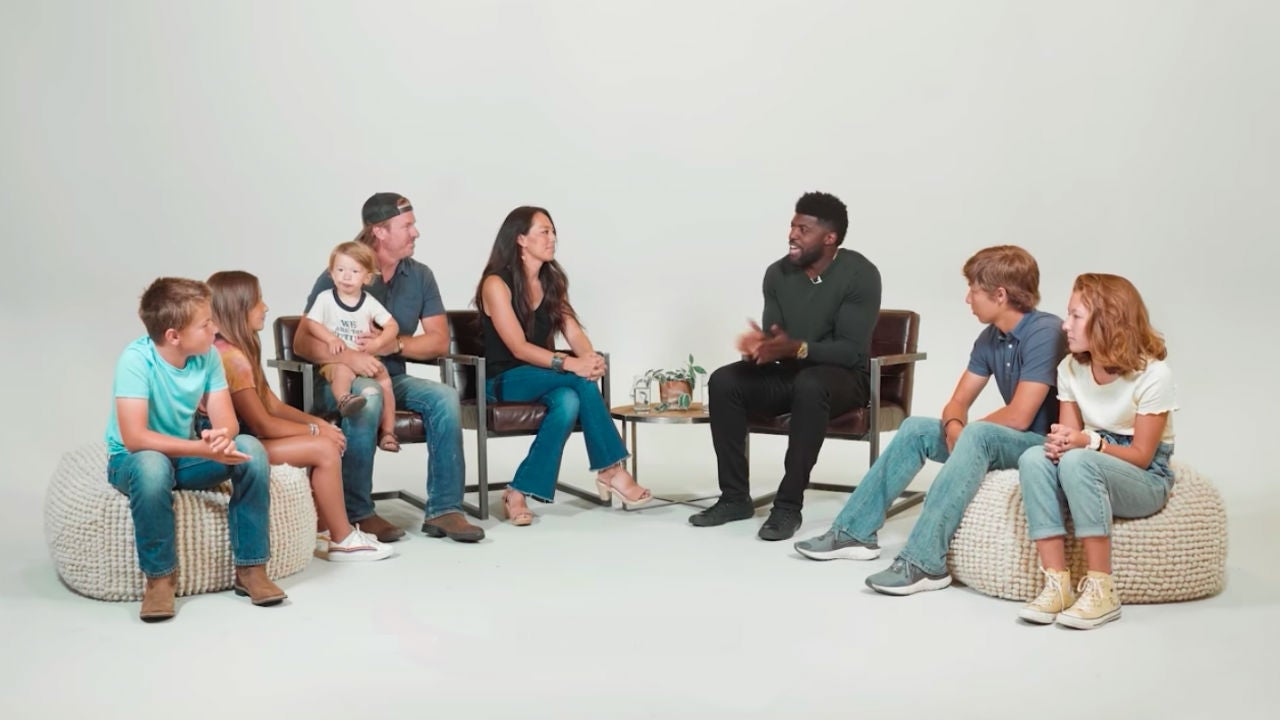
421, 511, 485, 543
233, 565, 287, 607
357, 513, 406, 543
140, 573, 177, 622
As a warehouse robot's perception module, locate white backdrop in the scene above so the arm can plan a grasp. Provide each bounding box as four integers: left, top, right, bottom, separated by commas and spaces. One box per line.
3, 1, 1276, 512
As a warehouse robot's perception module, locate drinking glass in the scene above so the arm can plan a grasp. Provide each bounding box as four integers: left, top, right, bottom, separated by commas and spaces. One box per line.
632, 375, 652, 414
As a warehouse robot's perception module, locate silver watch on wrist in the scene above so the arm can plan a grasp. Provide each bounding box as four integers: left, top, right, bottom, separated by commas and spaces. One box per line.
550, 354, 566, 373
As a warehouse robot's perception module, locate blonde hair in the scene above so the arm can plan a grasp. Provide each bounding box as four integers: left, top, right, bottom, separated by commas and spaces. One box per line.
1072, 273, 1167, 375
138, 277, 211, 342
329, 241, 377, 284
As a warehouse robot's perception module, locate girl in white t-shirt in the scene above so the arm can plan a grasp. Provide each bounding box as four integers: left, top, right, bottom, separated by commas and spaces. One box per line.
1017, 274, 1177, 630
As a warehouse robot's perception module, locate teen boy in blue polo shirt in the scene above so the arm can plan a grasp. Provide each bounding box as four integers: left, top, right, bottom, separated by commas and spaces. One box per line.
794, 246, 1067, 595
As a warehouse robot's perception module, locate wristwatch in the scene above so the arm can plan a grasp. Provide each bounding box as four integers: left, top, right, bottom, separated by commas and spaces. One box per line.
550, 354, 566, 373
796, 341, 809, 360
1085, 430, 1102, 451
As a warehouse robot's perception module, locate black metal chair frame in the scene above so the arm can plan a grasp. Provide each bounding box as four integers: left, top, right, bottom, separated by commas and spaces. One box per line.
438, 349, 612, 520
267, 352, 434, 515
746, 349, 929, 520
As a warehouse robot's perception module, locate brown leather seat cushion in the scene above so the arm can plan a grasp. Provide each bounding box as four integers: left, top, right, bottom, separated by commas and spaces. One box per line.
392, 412, 426, 443
459, 401, 551, 434
748, 402, 908, 439
313, 409, 427, 444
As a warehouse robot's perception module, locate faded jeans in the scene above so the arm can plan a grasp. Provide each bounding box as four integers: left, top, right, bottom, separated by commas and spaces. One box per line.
1018, 432, 1174, 539
831, 416, 1045, 575
107, 436, 271, 578
487, 365, 628, 502
317, 373, 464, 521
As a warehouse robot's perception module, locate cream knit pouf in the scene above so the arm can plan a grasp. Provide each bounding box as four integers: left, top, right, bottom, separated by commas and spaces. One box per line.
44, 442, 316, 601
947, 462, 1227, 603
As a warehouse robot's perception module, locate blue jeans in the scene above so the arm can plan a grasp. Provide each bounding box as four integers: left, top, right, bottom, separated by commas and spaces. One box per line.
106, 436, 271, 578
317, 373, 464, 521
831, 416, 1045, 575
486, 365, 628, 502
1018, 433, 1173, 539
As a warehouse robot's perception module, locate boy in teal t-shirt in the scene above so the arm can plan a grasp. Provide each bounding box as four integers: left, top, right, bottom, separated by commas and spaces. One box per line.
105, 277, 285, 622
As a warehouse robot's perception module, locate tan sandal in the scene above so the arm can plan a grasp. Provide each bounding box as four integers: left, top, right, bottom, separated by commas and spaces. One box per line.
337, 393, 367, 417
503, 488, 534, 526
595, 464, 653, 509
595, 477, 653, 509
378, 432, 401, 453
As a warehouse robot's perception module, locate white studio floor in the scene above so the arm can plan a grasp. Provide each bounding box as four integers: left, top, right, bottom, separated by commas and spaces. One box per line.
4, 443, 1278, 720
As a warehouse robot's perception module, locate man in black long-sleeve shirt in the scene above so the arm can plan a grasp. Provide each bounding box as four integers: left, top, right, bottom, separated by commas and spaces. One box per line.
691, 192, 882, 540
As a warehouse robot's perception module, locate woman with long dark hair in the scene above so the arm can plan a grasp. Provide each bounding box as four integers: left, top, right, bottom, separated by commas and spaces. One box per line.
207, 271, 393, 561
1017, 273, 1176, 629
475, 207, 651, 525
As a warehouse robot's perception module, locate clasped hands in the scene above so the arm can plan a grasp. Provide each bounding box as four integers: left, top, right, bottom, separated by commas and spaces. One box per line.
1043, 423, 1087, 464
200, 427, 251, 464
565, 352, 607, 380
736, 320, 801, 364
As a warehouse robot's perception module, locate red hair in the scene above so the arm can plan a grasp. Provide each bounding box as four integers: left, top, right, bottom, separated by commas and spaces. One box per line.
1072, 273, 1166, 375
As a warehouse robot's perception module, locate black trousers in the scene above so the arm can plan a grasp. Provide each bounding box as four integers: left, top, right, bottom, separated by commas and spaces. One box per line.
708, 360, 869, 512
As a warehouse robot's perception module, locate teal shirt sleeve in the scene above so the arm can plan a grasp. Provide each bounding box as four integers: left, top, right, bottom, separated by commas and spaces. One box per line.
113, 343, 152, 399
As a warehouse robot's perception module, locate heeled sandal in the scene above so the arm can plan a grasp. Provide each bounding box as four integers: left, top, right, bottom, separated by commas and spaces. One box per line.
503, 489, 534, 526
594, 474, 653, 510
378, 432, 401, 453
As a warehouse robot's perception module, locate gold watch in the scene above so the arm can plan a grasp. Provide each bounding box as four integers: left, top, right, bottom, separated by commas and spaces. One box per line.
796, 341, 809, 359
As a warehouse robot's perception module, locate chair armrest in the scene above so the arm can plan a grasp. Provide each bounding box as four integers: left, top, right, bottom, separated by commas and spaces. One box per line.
438, 351, 612, 404
439, 353, 481, 367
867, 352, 925, 435
871, 352, 927, 368
269, 356, 318, 412
267, 358, 312, 373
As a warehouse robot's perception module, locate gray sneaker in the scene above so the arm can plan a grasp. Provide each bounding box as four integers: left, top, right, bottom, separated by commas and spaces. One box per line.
865, 557, 952, 596
794, 529, 881, 561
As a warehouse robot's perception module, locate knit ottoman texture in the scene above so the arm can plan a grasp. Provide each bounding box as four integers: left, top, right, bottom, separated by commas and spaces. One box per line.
45, 442, 315, 601
946, 462, 1226, 603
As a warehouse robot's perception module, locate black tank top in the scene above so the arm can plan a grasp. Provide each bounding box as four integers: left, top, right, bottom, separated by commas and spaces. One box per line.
480, 270, 552, 378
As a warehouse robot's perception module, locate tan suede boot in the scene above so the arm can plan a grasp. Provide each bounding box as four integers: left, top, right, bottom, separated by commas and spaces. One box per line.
140, 573, 177, 622
421, 511, 486, 543
357, 514, 406, 543
233, 565, 287, 607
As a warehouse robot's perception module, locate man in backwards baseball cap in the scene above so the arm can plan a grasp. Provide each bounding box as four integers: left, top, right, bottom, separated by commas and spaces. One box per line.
295, 192, 485, 544
361, 192, 413, 226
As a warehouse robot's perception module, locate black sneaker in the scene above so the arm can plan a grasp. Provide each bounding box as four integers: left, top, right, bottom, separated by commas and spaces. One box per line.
757, 508, 802, 541
688, 497, 754, 527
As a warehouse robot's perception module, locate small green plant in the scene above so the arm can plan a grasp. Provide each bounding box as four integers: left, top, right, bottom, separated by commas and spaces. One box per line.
645, 354, 707, 411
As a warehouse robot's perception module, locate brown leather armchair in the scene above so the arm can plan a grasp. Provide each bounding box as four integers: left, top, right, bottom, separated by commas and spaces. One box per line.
745, 309, 928, 516
270, 316, 432, 513
269, 312, 613, 520
439, 310, 610, 519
